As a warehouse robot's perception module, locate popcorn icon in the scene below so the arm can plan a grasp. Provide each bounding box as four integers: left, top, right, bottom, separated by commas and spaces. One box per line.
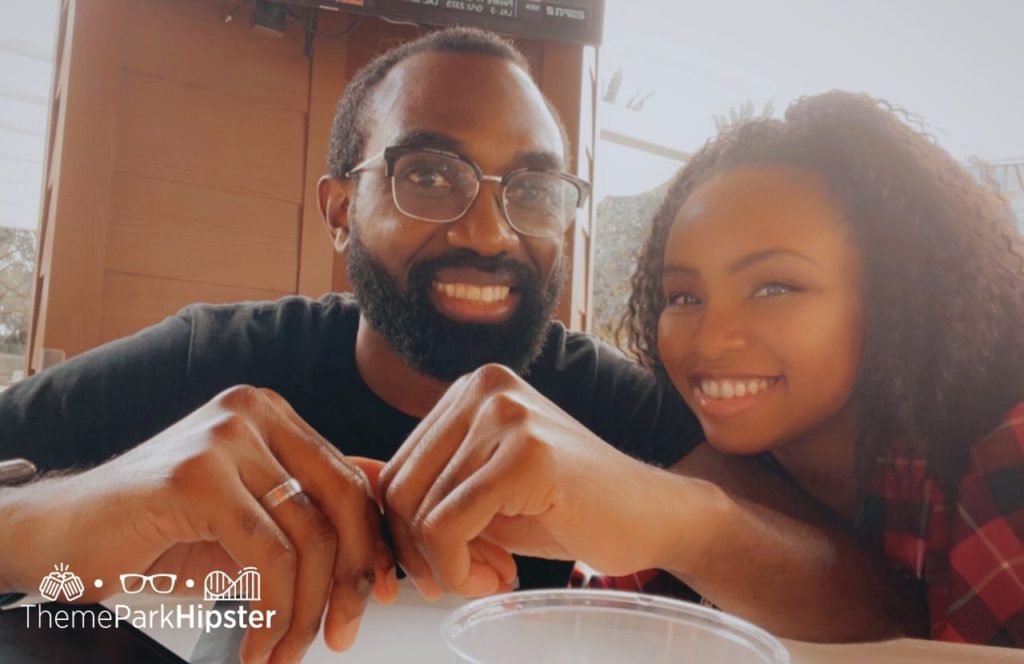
39, 563, 85, 602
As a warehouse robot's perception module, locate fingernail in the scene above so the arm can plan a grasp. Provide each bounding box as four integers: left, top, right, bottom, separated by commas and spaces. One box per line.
355, 568, 375, 598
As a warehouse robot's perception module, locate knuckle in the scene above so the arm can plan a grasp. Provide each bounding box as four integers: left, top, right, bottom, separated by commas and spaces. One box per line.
383, 482, 410, 517
254, 387, 283, 405
217, 384, 258, 409
266, 536, 298, 571
209, 412, 251, 441
483, 391, 530, 424
470, 363, 518, 392
168, 450, 219, 489
309, 511, 338, 552
418, 513, 449, 548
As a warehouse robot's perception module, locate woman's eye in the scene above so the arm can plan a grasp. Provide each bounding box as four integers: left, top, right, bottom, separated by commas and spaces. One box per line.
668, 292, 702, 306
752, 283, 798, 298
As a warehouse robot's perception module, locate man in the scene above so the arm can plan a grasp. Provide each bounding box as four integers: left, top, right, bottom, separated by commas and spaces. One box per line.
0, 28, 922, 664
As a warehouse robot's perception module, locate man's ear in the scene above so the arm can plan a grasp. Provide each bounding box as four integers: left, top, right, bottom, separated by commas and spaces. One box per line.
317, 175, 352, 253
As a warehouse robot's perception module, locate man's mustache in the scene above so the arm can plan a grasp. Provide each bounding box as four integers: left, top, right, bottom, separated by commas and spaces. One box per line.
409, 249, 539, 286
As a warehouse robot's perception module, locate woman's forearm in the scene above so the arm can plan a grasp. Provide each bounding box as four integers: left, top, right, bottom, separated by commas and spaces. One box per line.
647, 453, 927, 642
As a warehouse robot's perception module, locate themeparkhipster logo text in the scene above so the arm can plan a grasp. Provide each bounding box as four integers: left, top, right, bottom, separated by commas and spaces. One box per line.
20, 563, 276, 633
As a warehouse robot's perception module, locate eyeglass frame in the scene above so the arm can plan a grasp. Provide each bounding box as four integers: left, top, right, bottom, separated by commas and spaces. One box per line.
119, 573, 177, 594
344, 146, 592, 238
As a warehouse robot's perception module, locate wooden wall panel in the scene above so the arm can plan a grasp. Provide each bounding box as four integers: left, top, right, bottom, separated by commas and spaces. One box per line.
99, 272, 287, 343
31, 0, 126, 367
123, 0, 309, 114
114, 71, 306, 205
297, 10, 356, 298
105, 172, 298, 292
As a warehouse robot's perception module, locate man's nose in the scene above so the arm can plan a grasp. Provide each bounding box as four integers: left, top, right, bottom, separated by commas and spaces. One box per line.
445, 184, 521, 257
692, 304, 748, 360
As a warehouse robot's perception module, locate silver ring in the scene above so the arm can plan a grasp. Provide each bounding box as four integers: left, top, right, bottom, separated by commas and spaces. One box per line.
260, 478, 303, 509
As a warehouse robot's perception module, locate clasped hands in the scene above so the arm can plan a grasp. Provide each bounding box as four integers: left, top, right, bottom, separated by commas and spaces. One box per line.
5, 364, 687, 664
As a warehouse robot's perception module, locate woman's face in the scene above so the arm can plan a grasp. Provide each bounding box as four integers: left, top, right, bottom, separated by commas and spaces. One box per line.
657, 166, 865, 455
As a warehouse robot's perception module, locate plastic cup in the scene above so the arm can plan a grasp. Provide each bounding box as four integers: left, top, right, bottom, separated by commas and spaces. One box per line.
442, 589, 790, 664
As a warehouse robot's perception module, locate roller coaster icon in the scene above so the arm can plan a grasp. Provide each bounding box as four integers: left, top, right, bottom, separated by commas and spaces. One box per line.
203, 566, 261, 602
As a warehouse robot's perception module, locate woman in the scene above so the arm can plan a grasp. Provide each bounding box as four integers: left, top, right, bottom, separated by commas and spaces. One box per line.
615, 90, 1024, 647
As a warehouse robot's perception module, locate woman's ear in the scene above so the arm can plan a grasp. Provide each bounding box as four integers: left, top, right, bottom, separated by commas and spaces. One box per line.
317, 175, 352, 253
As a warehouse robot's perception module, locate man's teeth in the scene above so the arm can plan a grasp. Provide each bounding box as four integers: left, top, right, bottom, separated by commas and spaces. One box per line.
699, 378, 775, 399
433, 281, 511, 304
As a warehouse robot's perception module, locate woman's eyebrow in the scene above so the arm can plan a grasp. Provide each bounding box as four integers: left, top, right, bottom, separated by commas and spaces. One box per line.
727, 248, 821, 274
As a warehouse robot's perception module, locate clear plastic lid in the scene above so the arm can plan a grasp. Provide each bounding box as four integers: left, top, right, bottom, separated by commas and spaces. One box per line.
442, 589, 790, 664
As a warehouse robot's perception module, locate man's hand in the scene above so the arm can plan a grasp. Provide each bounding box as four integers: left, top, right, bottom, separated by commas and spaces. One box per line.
1, 385, 398, 664
378, 364, 702, 599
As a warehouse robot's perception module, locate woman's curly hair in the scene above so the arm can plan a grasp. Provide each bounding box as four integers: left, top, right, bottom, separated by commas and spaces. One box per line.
622, 90, 1024, 489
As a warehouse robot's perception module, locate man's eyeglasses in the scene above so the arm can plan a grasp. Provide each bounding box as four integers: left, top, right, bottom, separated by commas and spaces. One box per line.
345, 146, 592, 238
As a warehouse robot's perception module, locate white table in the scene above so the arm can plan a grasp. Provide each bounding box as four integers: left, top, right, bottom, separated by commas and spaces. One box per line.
119, 585, 1022, 663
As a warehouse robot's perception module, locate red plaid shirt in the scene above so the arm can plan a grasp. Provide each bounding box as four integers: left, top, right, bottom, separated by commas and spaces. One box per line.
572, 402, 1024, 647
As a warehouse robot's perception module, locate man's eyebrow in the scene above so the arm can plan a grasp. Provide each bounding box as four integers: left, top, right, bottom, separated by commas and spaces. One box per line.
661, 249, 821, 278
514, 150, 565, 171
390, 132, 565, 171
391, 131, 464, 153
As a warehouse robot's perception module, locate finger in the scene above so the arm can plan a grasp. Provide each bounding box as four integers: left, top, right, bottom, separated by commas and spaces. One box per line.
236, 443, 337, 664
200, 477, 298, 664
418, 446, 545, 593
409, 407, 514, 595
379, 372, 474, 486
252, 390, 391, 648
377, 388, 475, 600
347, 457, 400, 604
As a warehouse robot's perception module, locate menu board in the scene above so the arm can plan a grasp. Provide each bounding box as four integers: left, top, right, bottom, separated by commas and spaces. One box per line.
328, 0, 603, 45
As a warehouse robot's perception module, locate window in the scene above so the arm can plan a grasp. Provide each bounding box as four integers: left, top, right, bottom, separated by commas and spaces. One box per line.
0, 1, 59, 384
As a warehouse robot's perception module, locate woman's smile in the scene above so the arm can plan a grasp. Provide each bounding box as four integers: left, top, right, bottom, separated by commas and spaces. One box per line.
691, 374, 784, 418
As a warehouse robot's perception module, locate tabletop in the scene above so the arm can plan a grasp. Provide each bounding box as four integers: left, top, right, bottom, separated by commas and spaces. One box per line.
115, 585, 1022, 664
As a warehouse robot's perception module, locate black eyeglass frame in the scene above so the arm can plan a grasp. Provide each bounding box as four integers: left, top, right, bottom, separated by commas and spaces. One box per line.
345, 146, 592, 238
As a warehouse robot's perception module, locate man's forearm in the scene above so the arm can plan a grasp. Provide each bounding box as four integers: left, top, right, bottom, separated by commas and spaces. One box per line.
0, 486, 34, 593
649, 471, 926, 642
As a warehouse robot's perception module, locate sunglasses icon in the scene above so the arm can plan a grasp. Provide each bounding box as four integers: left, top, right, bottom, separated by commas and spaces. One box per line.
119, 573, 177, 594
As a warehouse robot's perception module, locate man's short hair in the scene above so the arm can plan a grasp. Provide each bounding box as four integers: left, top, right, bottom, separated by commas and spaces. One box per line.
326, 26, 568, 179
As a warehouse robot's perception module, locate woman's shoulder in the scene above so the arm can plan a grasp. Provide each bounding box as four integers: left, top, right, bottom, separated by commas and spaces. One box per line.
938, 401, 1024, 646
965, 401, 1024, 472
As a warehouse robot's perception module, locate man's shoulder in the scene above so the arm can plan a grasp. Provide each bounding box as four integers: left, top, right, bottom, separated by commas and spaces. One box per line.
177, 292, 359, 329
536, 320, 648, 378
176, 292, 361, 374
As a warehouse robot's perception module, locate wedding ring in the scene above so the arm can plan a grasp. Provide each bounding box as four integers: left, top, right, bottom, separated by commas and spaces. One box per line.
260, 477, 303, 509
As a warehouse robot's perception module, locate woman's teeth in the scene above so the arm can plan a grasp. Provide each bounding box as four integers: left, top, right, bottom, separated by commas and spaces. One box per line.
699, 378, 776, 399
433, 281, 511, 304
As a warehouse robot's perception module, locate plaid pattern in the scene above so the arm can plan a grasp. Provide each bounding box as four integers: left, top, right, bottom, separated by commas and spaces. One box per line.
572, 401, 1024, 647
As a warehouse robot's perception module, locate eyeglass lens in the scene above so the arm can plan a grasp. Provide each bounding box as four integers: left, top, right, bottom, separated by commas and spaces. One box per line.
391, 151, 579, 236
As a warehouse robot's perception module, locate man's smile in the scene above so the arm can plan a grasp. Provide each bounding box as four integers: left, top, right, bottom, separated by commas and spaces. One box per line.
428, 266, 522, 323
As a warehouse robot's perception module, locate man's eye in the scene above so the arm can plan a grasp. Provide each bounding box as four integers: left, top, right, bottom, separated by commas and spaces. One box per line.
752, 283, 798, 298
405, 168, 452, 189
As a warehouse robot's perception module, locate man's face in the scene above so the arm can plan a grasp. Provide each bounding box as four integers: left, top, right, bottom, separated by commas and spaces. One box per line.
339, 52, 568, 381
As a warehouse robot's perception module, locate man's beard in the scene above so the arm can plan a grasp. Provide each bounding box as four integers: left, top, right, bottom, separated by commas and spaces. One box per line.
347, 230, 564, 382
